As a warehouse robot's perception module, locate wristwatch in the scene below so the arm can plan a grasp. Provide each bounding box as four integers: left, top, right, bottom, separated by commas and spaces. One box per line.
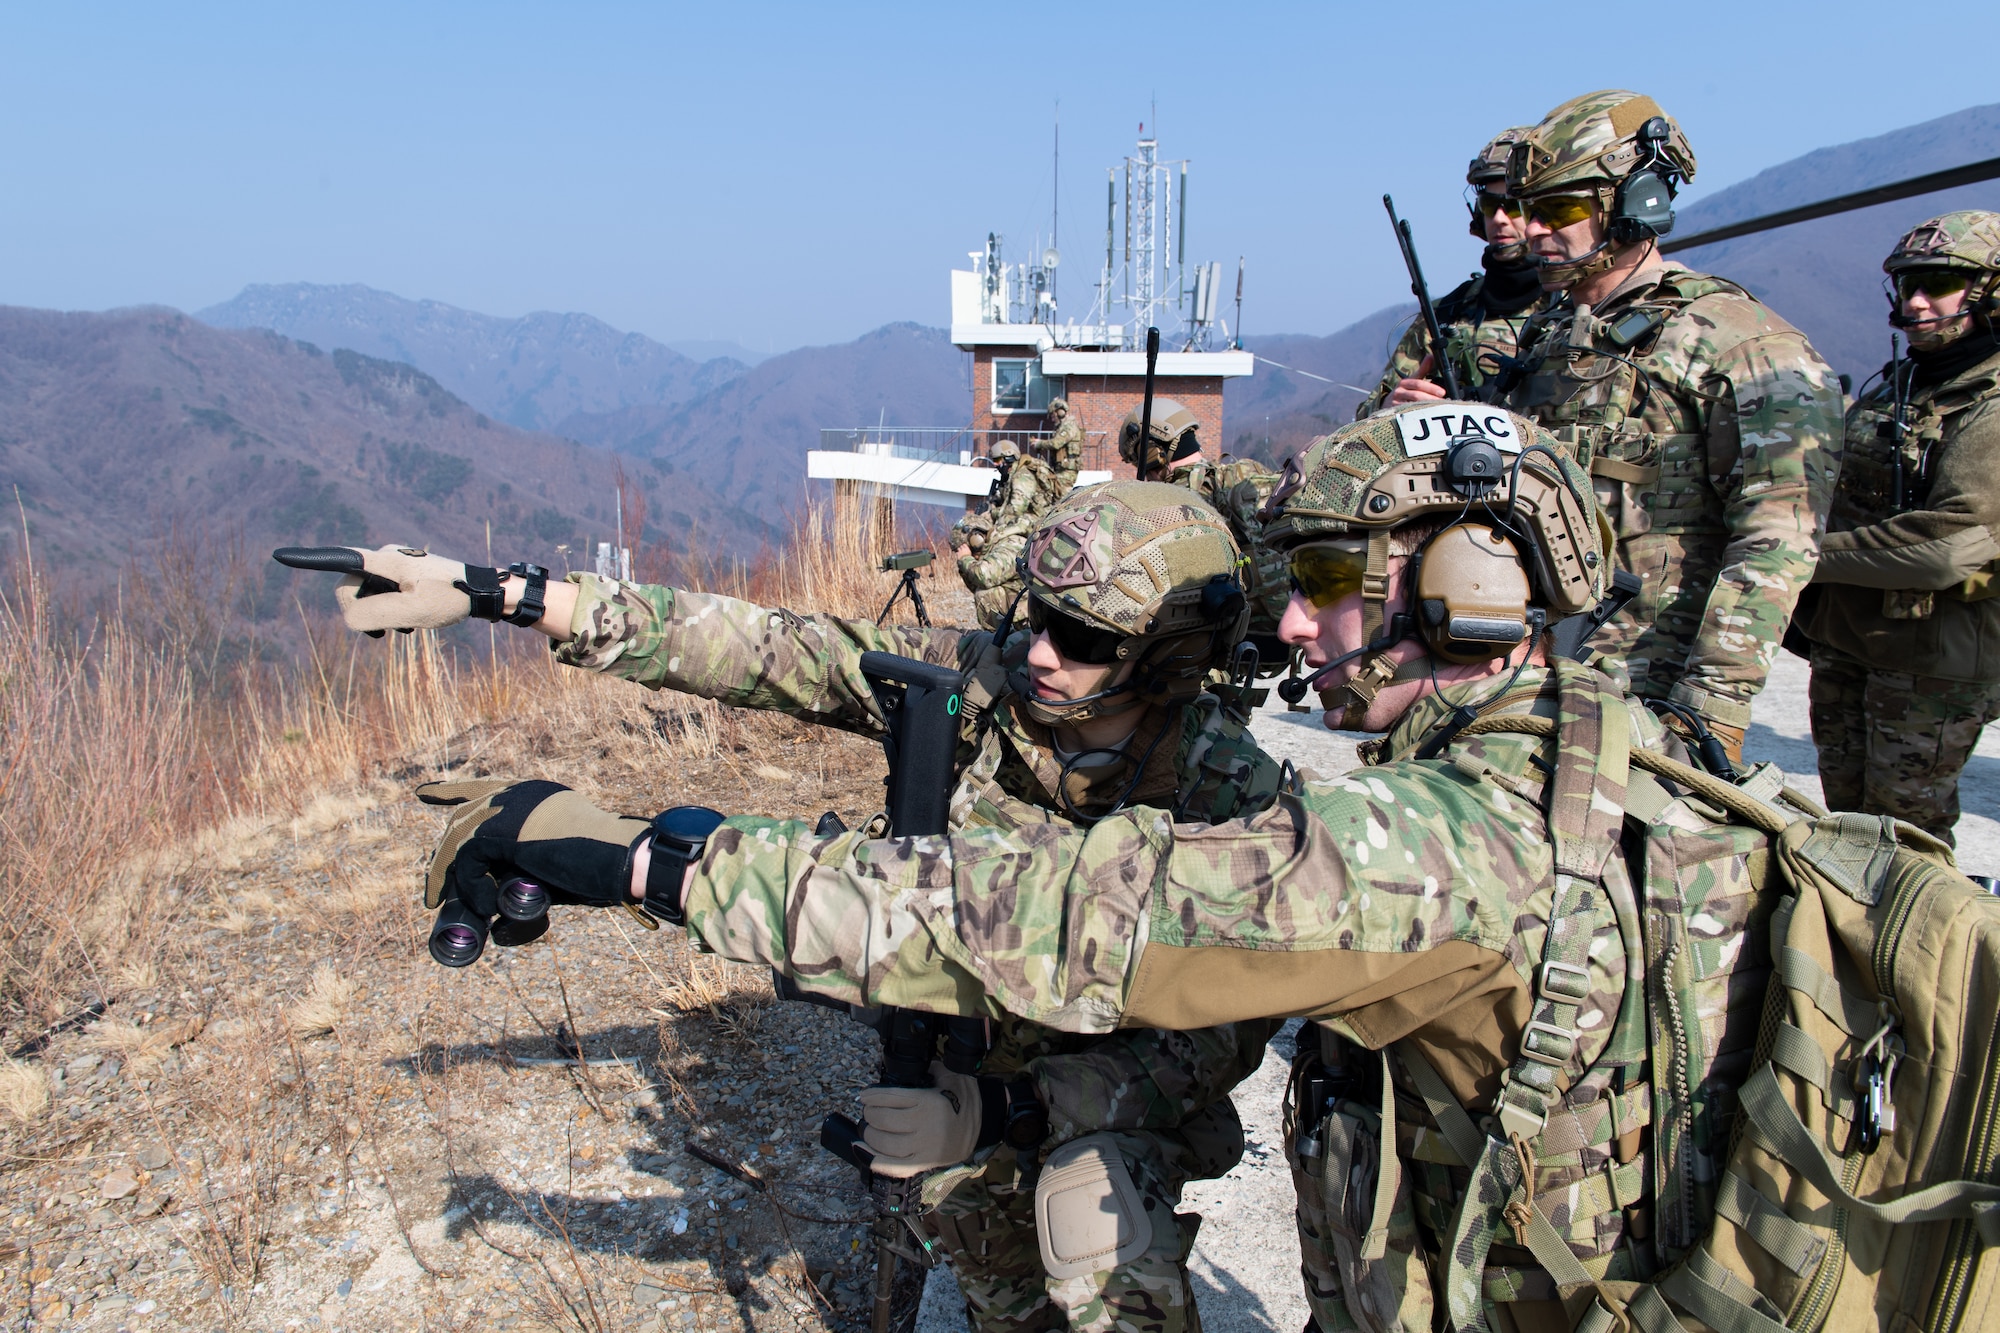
502, 561, 550, 627
999, 1076, 1049, 1150
639, 806, 727, 925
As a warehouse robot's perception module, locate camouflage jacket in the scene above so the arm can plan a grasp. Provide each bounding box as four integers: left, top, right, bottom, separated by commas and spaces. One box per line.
1500, 263, 1844, 728
553, 574, 1280, 1145
1355, 270, 1545, 416
685, 659, 1665, 1060
1041, 416, 1087, 490
1805, 345, 2000, 681
683, 658, 1782, 1313
991, 456, 1063, 527
1162, 457, 1290, 642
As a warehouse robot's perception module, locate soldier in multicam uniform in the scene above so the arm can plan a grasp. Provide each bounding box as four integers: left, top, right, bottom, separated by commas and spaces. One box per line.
1800, 211, 2000, 845
283, 483, 1282, 1333
1120, 400, 1292, 667
1040, 397, 1086, 492
1497, 89, 1845, 760
953, 440, 1067, 631
1357, 127, 1547, 415
413, 404, 1791, 1333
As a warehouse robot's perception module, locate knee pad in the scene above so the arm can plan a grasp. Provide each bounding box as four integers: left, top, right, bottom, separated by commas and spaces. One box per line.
1033, 1134, 1153, 1280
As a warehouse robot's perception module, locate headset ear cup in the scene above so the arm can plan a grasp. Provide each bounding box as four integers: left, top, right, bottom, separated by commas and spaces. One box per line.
1611, 168, 1676, 243
1414, 525, 1533, 664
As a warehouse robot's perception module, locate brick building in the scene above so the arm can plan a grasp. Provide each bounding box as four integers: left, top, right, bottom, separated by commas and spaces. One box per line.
958, 332, 1252, 479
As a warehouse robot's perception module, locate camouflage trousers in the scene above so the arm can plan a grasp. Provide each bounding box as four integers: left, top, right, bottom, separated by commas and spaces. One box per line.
925, 1134, 1205, 1333
1595, 529, 1757, 728
1808, 644, 2000, 846
959, 535, 1028, 633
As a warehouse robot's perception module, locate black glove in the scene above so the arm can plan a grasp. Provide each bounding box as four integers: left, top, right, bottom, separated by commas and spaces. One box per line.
417, 778, 651, 915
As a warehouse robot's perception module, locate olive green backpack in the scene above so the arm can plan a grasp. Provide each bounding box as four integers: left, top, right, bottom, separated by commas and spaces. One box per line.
1454, 700, 2000, 1333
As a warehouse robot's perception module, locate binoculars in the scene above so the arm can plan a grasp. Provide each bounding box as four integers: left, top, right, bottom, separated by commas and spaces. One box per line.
429, 876, 551, 968
879, 550, 933, 573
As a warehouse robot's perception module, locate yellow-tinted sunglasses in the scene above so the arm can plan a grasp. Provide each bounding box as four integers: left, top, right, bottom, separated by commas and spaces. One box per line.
1895, 270, 1970, 302
1289, 543, 1369, 611
1523, 194, 1597, 229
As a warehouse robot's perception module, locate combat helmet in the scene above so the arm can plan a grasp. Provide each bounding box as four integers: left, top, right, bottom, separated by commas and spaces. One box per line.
1047, 396, 1070, 415
1466, 126, 1533, 250
1883, 211, 2000, 349
1507, 90, 1697, 286
1264, 402, 1611, 729
1116, 399, 1202, 477
1011, 479, 1249, 728
986, 439, 1021, 466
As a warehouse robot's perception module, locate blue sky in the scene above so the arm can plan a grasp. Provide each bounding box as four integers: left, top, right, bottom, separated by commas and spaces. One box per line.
0, 2, 1979, 351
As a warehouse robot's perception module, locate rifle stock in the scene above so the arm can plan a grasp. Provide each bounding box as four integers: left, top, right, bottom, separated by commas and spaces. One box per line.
806, 651, 986, 1333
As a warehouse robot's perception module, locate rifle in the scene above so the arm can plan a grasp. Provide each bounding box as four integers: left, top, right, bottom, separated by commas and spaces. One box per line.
1383, 194, 1465, 401
810, 652, 988, 1333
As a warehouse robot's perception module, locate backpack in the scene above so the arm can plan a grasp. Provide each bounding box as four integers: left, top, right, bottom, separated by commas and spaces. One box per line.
1385, 665, 2000, 1333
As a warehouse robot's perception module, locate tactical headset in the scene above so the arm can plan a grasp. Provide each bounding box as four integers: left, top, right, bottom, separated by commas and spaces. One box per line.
1277, 431, 1601, 714
1607, 116, 1681, 244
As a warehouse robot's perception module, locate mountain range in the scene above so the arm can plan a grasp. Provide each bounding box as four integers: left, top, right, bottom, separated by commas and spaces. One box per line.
0, 306, 778, 604
7, 101, 1998, 604
197, 284, 756, 432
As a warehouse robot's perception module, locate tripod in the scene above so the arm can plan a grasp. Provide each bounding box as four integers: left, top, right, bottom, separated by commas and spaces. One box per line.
876, 567, 930, 627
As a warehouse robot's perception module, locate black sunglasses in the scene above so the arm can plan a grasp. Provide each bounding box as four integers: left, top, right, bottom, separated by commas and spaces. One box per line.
1025, 598, 1127, 665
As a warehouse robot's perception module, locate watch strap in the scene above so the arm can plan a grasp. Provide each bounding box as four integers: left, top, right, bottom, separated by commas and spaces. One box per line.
454, 564, 507, 621
501, 562, 549, 627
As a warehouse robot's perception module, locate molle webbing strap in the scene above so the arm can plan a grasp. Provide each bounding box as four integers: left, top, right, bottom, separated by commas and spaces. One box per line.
1405, 1047, 1627, 1333
1713, 1171, 1827, 1278
1740, 1064, 2000, 1242
1589, 457, 1662, 485
1360, 1047, 1399, 1262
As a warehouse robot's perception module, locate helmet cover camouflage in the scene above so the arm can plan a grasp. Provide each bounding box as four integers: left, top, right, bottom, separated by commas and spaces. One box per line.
1883, 211, 2000, 277
1468, 126, 1533, 186
1026, 479, 1247, 639
1507, 89, 1696, 198
1116, 398, 1202, 469
1264, 403, 1609, 618
1047, 396, 1070, 414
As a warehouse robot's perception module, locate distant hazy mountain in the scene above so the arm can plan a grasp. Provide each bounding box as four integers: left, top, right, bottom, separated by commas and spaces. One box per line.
561, 322, 971, 525
0, 306, 775, 596
1219, 306, 1415, 465
196, 283, 749, 432
1670, 102, 2000, 382
664, 339, 772, 366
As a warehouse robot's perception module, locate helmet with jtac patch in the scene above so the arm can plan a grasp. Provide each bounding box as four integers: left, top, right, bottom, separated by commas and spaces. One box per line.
1263, 403, 1611, 727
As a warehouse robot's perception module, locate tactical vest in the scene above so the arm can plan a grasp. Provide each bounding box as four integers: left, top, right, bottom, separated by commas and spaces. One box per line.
1506, 271, 1755, 543
1436, 274, 1541, 399
1298, 662, 2000, 1333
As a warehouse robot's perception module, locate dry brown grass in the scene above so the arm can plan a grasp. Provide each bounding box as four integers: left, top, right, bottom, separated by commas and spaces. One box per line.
0, 498, 943, 1027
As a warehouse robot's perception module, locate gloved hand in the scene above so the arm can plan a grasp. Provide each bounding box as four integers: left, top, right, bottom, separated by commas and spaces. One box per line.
274, 544, 503, 636
418, 778, 652, 915
859, 1062, 987, 1178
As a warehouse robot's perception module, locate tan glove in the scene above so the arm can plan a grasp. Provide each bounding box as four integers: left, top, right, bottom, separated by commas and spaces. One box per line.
273, 544, 500, 635
417, 778, 652, 913
859, 1062, 985, 1178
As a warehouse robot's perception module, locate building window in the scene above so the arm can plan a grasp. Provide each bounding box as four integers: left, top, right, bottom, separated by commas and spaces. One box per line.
991, 359, 1065, 413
